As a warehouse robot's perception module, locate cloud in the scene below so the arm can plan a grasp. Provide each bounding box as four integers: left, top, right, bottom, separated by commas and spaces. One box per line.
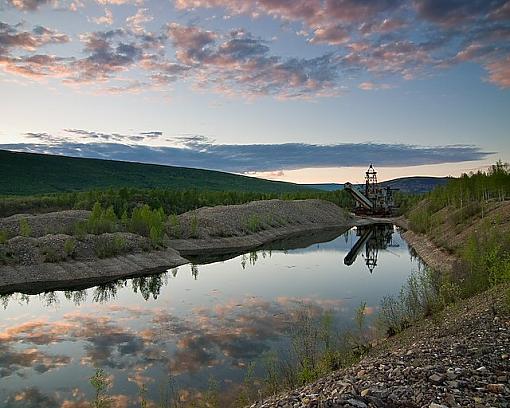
1, 135, 492, 173
7, 0, 52, 11
0, 23, 72, 79
91, 8, 114, 25
485, 55, 510, 88
166, 24, 342, 98
415, 0, 507, 26
126, 8, 153, 34
2, 0, 510, 95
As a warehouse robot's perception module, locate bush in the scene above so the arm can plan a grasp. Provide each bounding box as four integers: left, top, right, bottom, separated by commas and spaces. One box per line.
246, 214, 263, 233
128, 205, 166, 246
86, 202, 117, 234
378, 269, 441, 335
190, 213, 199, 238
0, 229, 8, 244
19, 218, 31, 237
168, 213, 180, 238
64, 238, 77, 258
461, 226, 510, 295
95, 235, 127, 258
41, 247, 61, 263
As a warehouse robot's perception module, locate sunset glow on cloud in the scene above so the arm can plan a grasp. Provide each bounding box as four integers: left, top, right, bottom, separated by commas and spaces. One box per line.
1, 0, 509, 181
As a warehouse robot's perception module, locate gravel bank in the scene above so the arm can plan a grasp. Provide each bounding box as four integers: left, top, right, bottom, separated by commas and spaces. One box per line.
251, 283, 510, 408
0, 199, 354, 293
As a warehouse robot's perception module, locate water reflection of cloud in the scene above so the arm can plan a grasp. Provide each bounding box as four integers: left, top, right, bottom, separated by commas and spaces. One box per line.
0, 344, 70, 378
0, 295, 347, 398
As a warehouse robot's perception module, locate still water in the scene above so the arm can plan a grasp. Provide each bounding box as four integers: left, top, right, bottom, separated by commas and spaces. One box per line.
0, 225, 422, 407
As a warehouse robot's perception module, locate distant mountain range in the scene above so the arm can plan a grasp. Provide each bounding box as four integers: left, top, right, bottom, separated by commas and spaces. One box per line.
0, 149, 450, 196
303, 176, 450, 194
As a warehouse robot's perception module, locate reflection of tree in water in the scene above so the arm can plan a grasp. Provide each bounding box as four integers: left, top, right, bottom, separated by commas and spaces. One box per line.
344, 224, 397, 273
0, 292, 30, 309
241, 249, 271, 269
64, 289, 87, 305
132, 274, 167, 300
191, 264, 199, 280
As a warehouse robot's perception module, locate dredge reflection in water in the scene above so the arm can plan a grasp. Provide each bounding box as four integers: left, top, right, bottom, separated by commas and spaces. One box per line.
0, 225, 419, 408
344, 224, 399, 273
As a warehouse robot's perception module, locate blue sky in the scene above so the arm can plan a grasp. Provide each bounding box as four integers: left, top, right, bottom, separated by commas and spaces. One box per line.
1, 0, 509, 182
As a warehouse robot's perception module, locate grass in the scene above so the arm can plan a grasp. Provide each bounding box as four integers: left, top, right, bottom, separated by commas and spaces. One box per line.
245, 214, 263, 233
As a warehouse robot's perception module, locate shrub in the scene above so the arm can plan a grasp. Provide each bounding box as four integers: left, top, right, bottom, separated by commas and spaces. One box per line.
19, 218, 31, 237
95, 235, 127, 258
128, 205, 166, 246
246, 214, 263, 233
86, 202, 117, 234
168, 213, 181, 238
0, 229, 8, 244
190, 213, 199, 238
90, 368, 112, 408
41, 247, 61, 263
64, 238, 77, 258
377, 269, 442, 335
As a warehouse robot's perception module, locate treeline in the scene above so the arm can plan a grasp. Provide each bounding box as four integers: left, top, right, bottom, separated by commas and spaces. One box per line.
409, 161, 510, 233
0, 187, 354, 218
419, 161, 509, 211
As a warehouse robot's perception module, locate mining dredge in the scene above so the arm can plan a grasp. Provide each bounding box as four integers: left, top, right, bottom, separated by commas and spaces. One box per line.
342, 165, 400, 272
344, 164, 398, 217
343, 223, 398, 273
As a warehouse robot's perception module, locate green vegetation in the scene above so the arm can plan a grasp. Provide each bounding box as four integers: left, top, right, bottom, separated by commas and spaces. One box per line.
19, 218, 31, 237
168, 214, 181, 238
245, 214, 263, 233
0, 230, 8, 244
77, 202, 118, 235
384, 161, 510, 335
377, 268, 460, 335
90, 369, 112, 408
0, 186, 353, 218
408, 161, 510, 233
64, 238, 77, 258
0, 149, 312, 196
128, 205, 167, 246
95, 235, 127, 258
461, 224, 510, 296
190, 214, 199, 238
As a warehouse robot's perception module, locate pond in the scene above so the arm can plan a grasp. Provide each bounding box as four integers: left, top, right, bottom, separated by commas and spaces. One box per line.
0, 225, 424, 407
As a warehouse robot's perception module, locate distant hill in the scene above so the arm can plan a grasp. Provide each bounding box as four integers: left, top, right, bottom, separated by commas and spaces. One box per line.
302, 176, 450, 194
302, 183, 344, 191
380, 176, 450, 194
0, 150, 312, 196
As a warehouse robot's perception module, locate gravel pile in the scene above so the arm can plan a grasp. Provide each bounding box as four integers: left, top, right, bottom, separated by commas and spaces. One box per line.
0, 210, 90, 238
251, 284, 510, 408
177, 199, 351, 239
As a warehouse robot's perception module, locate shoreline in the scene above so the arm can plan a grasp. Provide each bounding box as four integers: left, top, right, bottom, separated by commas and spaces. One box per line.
0, 203, 451, 296
0, 222, 355, 295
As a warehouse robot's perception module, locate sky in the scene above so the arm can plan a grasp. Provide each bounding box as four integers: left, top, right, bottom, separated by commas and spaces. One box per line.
0, 0, 509, 183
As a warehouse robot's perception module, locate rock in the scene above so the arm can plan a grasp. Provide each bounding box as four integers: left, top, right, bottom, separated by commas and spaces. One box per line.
486, 383, 505, 393
346, 399, 367, 408
429, 403, 448, 408
428, 373, 444, 384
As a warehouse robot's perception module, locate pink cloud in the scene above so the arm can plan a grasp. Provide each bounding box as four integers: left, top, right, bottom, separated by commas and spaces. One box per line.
485, 56, 510, 88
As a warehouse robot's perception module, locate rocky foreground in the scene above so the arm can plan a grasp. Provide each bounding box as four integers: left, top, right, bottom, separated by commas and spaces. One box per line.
251, 283, 510, 408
